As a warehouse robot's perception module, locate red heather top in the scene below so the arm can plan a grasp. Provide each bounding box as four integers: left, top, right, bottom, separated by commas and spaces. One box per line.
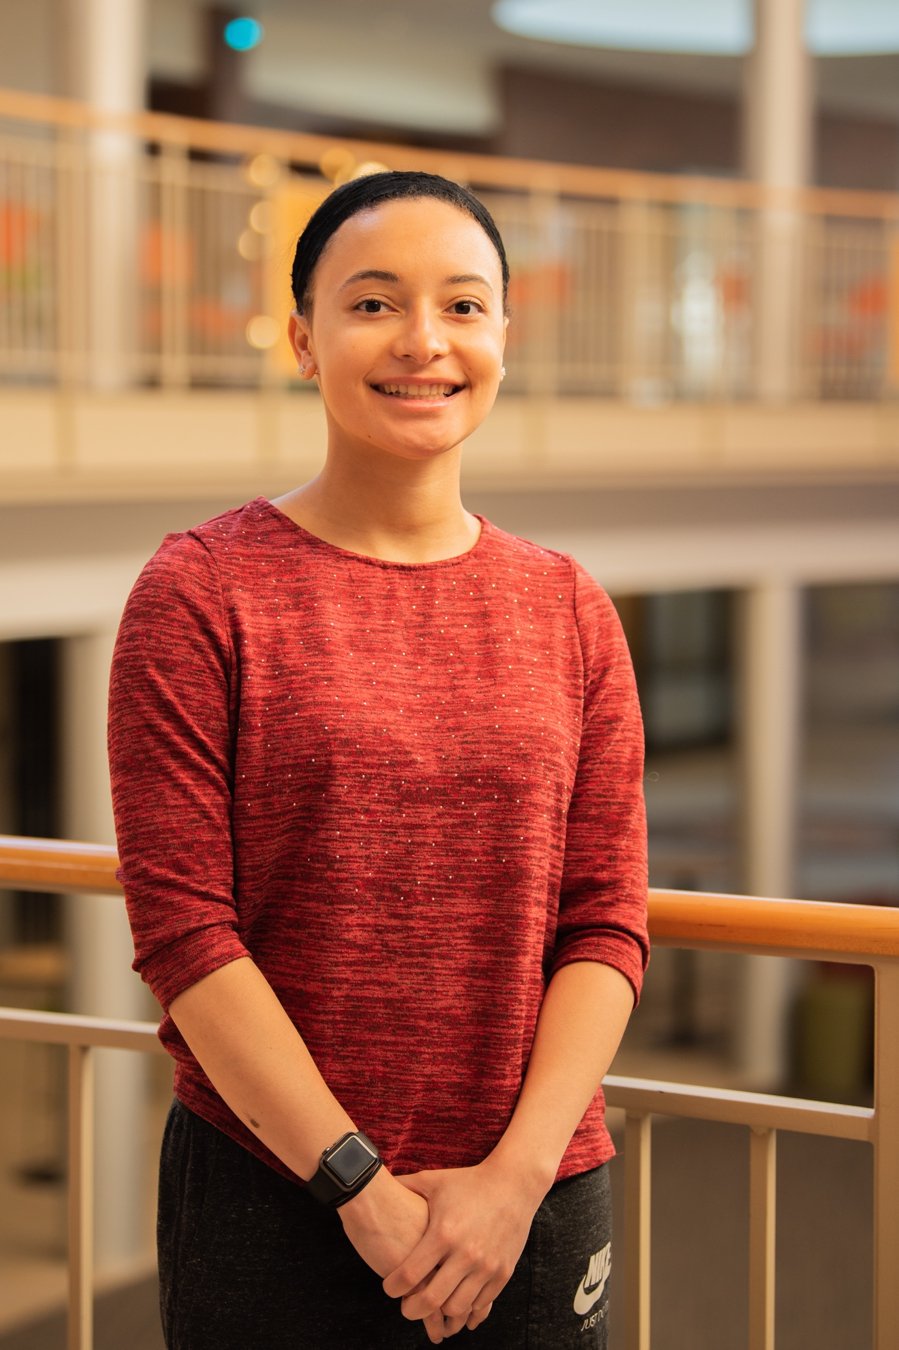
109, 498, 648, 1183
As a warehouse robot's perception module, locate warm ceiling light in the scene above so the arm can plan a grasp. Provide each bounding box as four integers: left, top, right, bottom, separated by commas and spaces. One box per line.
319, 147, 356, 182
492, 0, 899, 56
246, 315, 279, 349
246, 154, 281, 188
224, 17, 264, 52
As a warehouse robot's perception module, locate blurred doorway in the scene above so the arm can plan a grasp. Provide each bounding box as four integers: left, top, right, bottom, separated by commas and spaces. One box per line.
615, 588, 738, 894
799, 582, 899, 905
613, 589, 739, 1072
0, 638, 62, 947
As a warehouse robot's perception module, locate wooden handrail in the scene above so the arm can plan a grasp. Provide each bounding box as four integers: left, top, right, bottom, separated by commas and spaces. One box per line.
0, 835, 119, 894
2, 835, 899, 957
0, 84, 897, 221
650, 888, 899, 959
0, 1005, 166, 1052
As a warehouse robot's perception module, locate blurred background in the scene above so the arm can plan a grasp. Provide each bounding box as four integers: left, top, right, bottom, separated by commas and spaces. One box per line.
0, 0, 897, 1345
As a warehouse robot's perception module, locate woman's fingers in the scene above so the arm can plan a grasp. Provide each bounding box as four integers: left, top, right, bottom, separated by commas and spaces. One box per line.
420, 1309, 470, 1343
441, 1312, 470, 1337
440, 1271, 489, 1320
468, 1268, 513, 1313
401, 1254, 487, 1321
383, 1233, 445, 1300
400, 1261, 497, 1332
423, 1309, 446, 1344
467, 1301, 493, 1330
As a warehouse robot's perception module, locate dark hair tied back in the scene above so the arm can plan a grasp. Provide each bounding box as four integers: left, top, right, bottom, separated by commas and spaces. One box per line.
291, 170, 510, 316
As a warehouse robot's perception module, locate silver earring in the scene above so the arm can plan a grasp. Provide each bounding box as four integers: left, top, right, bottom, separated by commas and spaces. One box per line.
500, 366, 506, 381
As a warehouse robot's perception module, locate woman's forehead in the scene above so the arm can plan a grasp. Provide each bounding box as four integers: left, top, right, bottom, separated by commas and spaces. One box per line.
319, 198, 501, 278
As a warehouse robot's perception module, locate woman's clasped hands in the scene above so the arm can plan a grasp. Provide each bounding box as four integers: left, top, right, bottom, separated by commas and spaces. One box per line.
340, 1152, 547, 1343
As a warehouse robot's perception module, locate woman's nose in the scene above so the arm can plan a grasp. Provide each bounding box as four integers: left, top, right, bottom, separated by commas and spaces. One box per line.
393, 305, 449, 364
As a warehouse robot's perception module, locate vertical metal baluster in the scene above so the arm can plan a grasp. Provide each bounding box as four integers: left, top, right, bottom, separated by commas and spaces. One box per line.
68, 1043, 94, 1350
749, 1126, 776, 1350
525, 187, 560, 402
625, 1111, 651, 1350
54, 125, 84, 463
873, 959, 899, 1349
160, 141, 189, 388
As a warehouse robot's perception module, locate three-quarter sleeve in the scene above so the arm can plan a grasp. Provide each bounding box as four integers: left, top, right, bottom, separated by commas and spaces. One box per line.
550, 561, 650, 1000
108, 532, 249, 1010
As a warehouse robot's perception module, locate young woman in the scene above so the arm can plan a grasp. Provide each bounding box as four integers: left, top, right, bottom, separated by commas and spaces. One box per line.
109, 171, 648, 1349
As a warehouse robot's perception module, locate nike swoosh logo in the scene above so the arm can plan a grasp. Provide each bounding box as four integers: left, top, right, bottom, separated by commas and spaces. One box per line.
572, 1271, 609, 1316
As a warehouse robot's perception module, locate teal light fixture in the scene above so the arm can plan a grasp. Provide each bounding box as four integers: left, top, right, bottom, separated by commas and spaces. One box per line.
224, 16, 264, 52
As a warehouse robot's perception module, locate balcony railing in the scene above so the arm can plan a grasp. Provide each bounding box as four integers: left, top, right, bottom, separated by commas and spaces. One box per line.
2, 834, 898, 1349
0, 87, 897, 404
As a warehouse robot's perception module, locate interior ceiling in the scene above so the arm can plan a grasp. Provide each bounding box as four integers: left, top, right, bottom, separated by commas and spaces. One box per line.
162, 0, 899, 122
492, 0, 899, 58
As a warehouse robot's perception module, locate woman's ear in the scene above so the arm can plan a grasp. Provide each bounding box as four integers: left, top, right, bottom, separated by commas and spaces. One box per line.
288, 309, 317, 379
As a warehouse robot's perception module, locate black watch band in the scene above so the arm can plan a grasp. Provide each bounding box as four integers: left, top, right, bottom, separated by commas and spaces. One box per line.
306, 1130, 382, 1208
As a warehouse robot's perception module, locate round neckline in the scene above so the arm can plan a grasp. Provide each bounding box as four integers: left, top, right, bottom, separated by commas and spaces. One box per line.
257, 497, 491, 571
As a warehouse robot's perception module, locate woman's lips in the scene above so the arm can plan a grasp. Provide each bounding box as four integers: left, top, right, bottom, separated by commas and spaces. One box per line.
372, 382, 463, 398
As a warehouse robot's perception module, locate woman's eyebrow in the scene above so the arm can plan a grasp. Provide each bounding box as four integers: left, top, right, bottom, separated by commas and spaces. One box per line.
447, 273, 494, 293
339, 269, 399, 290
338, 268, 495, 294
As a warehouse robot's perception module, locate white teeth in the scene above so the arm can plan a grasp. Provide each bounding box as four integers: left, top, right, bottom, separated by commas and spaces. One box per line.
378, 383, 457, 397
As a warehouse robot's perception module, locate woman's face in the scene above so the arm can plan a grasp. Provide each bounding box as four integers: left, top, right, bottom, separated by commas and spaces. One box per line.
289, 197, 508, 463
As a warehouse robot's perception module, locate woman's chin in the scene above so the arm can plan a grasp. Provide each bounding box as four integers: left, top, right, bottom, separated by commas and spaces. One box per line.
340, 415, 472, 463
373, 434, 466, 465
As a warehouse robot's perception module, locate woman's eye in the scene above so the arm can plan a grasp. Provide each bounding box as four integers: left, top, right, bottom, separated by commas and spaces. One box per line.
451, 300, 480, 315
358, 299, 386, 313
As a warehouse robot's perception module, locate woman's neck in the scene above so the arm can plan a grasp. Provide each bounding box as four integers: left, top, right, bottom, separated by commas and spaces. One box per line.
270, 439, 480, 565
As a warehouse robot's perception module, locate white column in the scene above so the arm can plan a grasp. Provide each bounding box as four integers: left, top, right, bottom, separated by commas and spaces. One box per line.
743, 0, 814, 401
736, 582, 803, 1088
60, 0, 146, 113
64, 629, 149, 1277
58, 0, 147, 389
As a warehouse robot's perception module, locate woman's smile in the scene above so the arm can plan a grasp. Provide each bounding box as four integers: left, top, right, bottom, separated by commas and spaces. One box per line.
371, 379, 465, 401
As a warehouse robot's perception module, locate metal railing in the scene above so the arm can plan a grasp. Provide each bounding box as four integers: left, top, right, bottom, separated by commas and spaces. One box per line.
2, 834, 898, 1349
0, 87, 897, 404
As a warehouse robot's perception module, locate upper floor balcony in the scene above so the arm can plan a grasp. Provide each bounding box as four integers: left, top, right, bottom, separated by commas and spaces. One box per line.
0, 86, 897, 503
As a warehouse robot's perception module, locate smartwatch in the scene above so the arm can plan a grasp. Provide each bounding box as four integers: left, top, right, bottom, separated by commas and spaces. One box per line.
306, 1130, 382, 1208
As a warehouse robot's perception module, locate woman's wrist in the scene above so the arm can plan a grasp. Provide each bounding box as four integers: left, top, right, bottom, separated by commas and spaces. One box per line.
337, 1163, 399, 1229
482, 1135, 559, 1206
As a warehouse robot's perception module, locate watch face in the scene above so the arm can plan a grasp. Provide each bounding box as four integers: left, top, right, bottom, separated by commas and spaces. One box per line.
328, 1136, 376, 1187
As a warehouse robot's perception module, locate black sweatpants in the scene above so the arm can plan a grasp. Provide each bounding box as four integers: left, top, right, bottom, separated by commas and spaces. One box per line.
158, 1101, 613, 1349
